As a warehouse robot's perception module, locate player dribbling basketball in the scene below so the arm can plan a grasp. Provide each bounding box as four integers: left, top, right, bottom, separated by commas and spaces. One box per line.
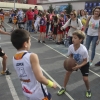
57, 30, 92, 98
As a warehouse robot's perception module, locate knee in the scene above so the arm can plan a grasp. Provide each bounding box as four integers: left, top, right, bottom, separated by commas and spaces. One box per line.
66, 71, 72, 76
2, 54, 7, 60
83, 76, 88, 82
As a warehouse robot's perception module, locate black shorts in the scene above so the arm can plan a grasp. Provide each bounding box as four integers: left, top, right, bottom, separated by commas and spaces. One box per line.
80, 62, 89, 76
0, 47, 5, 57
53, 27, 58, 35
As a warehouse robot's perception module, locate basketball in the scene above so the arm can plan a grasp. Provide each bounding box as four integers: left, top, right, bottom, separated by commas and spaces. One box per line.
63, 57, 76, 71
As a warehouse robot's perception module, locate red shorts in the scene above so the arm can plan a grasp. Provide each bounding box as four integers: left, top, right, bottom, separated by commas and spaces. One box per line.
58, 31, 63, 34
40, 25, 46, 33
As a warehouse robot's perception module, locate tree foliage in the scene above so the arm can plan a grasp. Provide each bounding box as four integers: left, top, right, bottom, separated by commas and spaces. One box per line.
47, 4, 54, 13
65, 3, 72, 14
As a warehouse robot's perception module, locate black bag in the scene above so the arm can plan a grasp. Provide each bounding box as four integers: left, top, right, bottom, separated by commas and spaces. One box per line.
64, 38, 70, 47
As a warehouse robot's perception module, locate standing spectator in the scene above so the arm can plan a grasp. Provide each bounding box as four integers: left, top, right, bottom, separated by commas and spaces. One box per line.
46, 14, 50, 37
0, 9, 6, 31
34, 13, 41, 33
38, 13, 46, 43
17, 9, 24, 19
34, 6, 38, 15
26, 7, 34, 32
80, 9, 88, 27
56, 14, 64, 45
12, 10, 18, 31
61, 10, 83, 45
53, 15, 58, 41
63, 10, 67, 23
85, 6, 100, 66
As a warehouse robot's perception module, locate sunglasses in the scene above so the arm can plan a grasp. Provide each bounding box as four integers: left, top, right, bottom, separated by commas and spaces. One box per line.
70, 14, 74, 15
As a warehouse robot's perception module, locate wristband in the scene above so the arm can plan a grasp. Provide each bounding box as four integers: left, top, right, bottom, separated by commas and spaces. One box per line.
47, 80, 53, 87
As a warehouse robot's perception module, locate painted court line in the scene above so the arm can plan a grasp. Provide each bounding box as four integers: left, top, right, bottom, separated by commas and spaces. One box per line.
0, 58, 20, 100
0, 42, 11, 45
6, 76, 20, 100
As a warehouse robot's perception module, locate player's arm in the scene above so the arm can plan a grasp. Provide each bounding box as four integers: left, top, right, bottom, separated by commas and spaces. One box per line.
30, 53, 57, 88
67, 45, 72, 57
72, 58, 87, 70
0, 29, 10, 35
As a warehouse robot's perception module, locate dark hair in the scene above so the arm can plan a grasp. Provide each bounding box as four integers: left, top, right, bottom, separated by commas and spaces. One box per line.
92, 6, 100, 16
66, 14, 70, 19
80, 9, 85, 16
11, 29, 30, 50
72, 30, 85, 40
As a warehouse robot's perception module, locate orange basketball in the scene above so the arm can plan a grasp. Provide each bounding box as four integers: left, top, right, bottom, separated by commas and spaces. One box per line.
64, 57, 76, 71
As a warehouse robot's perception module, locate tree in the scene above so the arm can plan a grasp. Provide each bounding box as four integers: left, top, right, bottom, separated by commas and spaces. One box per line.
65, 3, 72, 14
47, 4, 54, 13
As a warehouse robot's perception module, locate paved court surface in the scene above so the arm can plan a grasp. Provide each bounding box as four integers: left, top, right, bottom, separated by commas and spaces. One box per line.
0, 18, 100, 100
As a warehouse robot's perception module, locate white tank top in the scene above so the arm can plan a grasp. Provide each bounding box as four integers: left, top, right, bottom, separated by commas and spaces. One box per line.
13, 51, 48, 100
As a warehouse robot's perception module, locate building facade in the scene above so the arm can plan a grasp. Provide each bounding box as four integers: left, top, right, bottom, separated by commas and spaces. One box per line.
0, 0, 37, 4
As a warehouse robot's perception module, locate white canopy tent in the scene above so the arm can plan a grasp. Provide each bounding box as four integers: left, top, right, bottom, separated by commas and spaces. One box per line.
0, 2, 43, 10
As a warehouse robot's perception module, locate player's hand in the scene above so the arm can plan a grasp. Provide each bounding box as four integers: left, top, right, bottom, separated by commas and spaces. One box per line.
8, 33, 11, 35
70, 26, 77, 29
72, 64, 80, 71
61, 27, 64, 30
52, 82, 57, 89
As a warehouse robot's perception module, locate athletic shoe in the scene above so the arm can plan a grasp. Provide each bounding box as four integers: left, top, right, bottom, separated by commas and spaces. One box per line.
57, 87, 66, 95
38, 40, 40, 43
1, 71, 6, 75
86, 90, 92, 98
95, 61, 100, 66
42, 41, 45, 43
49, 37, 52, 40
56, 42, 60, 45
89, 62, 93, 66
5, 70, 11, 75
1, 69, 11, 75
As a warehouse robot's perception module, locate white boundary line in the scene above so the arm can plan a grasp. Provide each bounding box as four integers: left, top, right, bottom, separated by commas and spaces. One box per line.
3, 22, 20, 100
0, 42, 11, 45
6, 76, 20, 100
0, 58, 20, 100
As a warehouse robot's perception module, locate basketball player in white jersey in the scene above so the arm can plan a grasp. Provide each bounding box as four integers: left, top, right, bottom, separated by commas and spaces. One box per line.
11, 29, 57, 100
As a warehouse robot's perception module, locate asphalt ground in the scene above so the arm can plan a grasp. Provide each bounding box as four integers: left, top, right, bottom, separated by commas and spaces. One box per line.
0, 18, 100, 100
